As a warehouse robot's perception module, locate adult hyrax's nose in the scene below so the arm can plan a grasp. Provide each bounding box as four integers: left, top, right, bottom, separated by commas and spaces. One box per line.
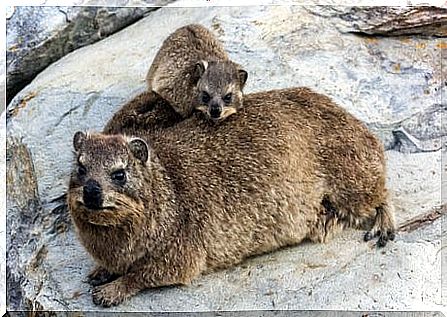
83, 179, 103, 210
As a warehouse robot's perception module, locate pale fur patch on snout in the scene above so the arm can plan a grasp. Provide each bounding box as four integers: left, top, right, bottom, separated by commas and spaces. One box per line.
195, 104, 237, 121
101, 192, 120, 209
220, 107, 237, 120
195, 105, 208, 114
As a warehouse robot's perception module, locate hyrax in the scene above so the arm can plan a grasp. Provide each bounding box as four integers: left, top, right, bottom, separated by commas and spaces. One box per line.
103, 90, 183, 136
68, 87, 395, 307
146, 23, 248, 121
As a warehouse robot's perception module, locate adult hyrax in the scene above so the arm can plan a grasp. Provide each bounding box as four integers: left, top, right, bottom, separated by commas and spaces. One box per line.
146, 24, 248, 121
68, 87, 395, 307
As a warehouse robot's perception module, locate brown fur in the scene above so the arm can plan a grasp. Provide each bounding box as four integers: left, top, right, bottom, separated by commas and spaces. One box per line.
103, 90, 182, 136
146, 24, 247, 121
68, 87, 395, 307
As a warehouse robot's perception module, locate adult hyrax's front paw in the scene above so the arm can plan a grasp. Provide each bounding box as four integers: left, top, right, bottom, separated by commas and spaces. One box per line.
92, 279, 131, 307
86, 266, 117, 287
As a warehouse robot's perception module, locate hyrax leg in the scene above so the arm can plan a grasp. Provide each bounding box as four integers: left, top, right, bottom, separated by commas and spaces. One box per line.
86, 266, 118, 287
307, 196, 346, 244
92, 245, 206, 307
92, 273, 142, 307
364, 201, 396, 247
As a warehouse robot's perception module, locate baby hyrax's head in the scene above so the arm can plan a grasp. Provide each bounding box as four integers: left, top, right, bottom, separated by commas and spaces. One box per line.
68, 131, 150, 226
194, 60, 248, 122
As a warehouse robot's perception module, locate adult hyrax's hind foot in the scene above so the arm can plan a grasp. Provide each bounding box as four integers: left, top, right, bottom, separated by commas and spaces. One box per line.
364, 202, 396, 247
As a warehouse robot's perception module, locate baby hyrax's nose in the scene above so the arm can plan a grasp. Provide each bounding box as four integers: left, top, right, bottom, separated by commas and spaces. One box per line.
209, 104, 222, 119
83, 179, 103, 210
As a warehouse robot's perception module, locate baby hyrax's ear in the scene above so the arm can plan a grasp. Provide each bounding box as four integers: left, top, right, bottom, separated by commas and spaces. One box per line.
194, 60, 209, 79
73, 131, 87, 152
128, 137, 149, 164
238, 68, 248, 88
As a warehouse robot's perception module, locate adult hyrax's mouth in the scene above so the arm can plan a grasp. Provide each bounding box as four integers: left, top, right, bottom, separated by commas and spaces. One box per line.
85, 204, 115, 211
76, 200, 116, 212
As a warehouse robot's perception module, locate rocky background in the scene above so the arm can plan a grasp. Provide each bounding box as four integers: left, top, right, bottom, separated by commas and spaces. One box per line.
5, 4, 447, 314
5, 4, 175, 104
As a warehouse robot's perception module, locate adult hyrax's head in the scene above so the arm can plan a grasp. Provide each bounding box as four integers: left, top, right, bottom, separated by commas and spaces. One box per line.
68, 131, 150, 226
194, 60, 248, 122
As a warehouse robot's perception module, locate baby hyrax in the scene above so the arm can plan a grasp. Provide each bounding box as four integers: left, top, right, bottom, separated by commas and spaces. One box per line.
146, 23, 248, 122
69, 87, 395, 307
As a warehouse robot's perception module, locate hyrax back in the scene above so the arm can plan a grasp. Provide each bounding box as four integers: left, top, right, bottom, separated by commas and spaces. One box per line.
103, 90, 183, 136
146, 24, 248, 121
70, 87, 395, 307
277, 88, 395, 245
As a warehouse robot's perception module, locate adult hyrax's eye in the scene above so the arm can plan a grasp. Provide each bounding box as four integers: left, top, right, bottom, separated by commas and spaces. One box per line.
78, 164, 87, 177
201, 91, 211, 104
111, 169, 127, 185
223, 93, 232, 104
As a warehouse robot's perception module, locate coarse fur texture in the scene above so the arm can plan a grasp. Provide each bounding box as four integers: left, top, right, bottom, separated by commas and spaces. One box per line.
146, 24, 248, 121
103, 90, 183, 136
69, 87, 395, 307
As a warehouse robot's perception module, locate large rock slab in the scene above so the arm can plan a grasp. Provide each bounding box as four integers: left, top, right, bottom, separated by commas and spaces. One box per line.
6, 5, 446, 313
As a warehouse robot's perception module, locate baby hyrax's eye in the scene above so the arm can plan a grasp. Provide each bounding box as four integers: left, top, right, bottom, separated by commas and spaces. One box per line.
111, 169, 127, 185
223, 93, 232, 104
201, 91, 211, 104
78, 164, 87, 177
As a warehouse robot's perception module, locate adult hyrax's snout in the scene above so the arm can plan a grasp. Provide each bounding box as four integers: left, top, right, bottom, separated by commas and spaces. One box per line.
83, 179, 103, 210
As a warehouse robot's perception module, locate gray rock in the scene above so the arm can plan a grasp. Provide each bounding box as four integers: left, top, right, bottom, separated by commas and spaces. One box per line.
6, 5, 445, 313
0, 112, 6, 314
0, 44, 5, 114
367, 103, 446, 153
6, 136, 42, 312
306, 6, 447, 36
6, 5, 162, 104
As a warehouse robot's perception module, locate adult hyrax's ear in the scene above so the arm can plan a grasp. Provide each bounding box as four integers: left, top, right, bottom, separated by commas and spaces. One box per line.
238, 69, 248, 88
194, 60, 209, 79
73, 131, 86, 152
128, 138, 149, 163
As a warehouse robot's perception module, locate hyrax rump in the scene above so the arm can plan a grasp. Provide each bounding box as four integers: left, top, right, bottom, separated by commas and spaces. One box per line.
146, 23, 248, 121
68, 87, 395, 307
